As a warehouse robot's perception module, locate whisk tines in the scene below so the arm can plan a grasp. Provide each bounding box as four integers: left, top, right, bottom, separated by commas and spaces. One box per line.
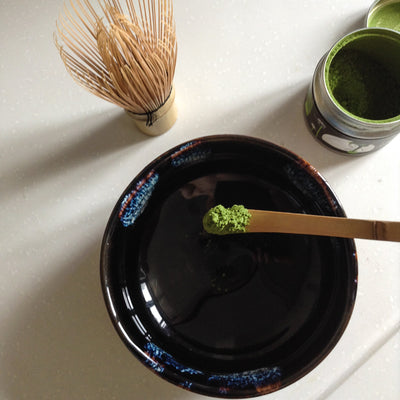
54, 0, 177, 132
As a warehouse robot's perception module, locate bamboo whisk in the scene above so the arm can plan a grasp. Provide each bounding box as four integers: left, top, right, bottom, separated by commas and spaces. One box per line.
55, 0, 177, 135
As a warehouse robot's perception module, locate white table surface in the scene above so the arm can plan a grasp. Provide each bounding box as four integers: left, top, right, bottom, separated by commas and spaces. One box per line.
1, 0, 399, 399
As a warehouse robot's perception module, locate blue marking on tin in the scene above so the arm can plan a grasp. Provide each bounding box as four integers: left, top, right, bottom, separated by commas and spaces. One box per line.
208, 366, 282, 389
119, 170, 159, 227
144, 342, 203, 376
170, 140, 211, 167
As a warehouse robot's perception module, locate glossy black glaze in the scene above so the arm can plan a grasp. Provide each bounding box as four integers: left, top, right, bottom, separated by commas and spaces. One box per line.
101, 135, 358, 398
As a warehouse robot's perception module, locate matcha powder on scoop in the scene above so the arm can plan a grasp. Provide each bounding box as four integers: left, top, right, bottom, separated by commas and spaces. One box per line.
202, 205, 252, 235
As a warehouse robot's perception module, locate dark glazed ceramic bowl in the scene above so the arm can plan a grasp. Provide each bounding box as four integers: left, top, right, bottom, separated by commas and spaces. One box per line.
100, 135, 358, 398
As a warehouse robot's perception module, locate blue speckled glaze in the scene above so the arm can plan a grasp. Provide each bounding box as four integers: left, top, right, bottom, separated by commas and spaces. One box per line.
179, 381, 193, 390
119, 170, 159, 227
144, 342, 204, 376
208, 367, 282, 390
144, 342, 282, 394
170, 140, 211, 167
284, 161, 339, 213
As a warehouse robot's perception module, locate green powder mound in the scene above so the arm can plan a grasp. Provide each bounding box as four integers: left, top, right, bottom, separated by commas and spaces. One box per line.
328, 48, 400, 120
202, 205, 251, 235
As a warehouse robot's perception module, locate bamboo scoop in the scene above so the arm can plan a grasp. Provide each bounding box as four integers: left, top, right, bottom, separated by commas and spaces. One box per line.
202, 205, 400, 242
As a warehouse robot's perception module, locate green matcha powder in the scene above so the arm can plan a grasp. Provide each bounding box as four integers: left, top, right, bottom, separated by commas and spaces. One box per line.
202, 205, 251, 235
328, 48, 400, 120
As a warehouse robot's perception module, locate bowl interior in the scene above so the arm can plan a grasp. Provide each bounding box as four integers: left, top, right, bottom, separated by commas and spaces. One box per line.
101, 135, 357, 398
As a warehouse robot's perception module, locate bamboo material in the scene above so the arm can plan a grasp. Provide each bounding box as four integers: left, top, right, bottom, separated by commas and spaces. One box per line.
125, 85, 177, 135
247, 210, 400, 242
54, 0, 177, 135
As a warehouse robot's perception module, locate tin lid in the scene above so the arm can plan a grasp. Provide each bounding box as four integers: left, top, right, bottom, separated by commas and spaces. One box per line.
366, 0, 400, 31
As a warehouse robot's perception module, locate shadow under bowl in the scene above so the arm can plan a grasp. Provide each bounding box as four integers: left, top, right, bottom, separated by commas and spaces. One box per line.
100, 135, 358, 398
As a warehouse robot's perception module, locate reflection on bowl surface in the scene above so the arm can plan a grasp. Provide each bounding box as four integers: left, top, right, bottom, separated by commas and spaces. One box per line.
101, 135, 357, 398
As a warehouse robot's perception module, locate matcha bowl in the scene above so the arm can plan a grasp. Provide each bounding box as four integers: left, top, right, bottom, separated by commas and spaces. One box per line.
101, 135, 358, 398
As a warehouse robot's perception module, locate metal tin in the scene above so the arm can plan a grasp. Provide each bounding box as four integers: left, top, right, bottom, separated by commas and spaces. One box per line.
304, 3, 400, 155
366, 0, 400, 31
